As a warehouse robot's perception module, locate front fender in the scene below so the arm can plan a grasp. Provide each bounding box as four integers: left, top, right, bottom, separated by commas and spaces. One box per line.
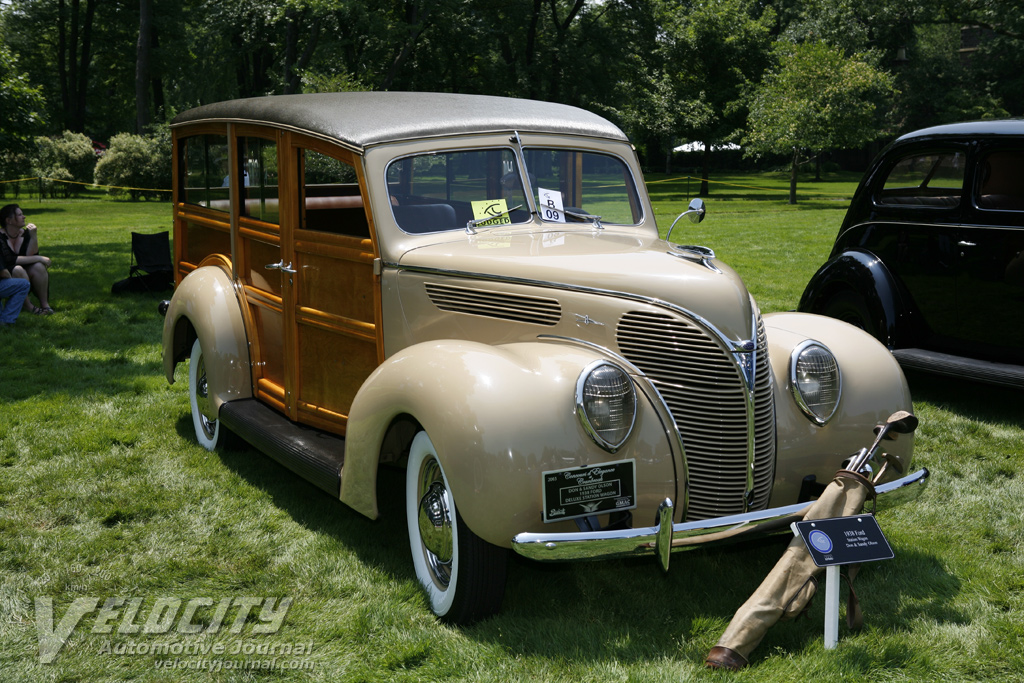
765, 312, 914, 504
798, 249, 905, 348
161, 262, 252, 414
342, 340, 677, 547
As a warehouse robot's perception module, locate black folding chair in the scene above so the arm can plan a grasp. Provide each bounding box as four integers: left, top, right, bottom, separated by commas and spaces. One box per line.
129, 231, 173, 290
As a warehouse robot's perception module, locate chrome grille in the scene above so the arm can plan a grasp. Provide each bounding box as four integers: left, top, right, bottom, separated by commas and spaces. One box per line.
617, 311, 776, 520
425, 283, 561, 326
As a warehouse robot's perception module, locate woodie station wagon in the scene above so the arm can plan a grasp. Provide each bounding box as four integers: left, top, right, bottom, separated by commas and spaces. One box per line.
161, 92, 929, 623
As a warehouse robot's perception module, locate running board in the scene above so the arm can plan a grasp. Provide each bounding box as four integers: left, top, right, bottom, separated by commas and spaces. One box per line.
218, 399, 345, 497
892, 348, 1024, 389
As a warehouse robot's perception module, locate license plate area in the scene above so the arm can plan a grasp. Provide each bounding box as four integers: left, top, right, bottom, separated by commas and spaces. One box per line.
542, 459, 636, 523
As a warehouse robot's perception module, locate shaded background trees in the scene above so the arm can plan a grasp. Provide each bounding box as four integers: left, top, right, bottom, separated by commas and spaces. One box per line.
1, 0, 1022, 179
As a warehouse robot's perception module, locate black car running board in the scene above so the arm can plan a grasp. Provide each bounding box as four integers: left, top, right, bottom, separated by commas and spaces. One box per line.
219, 399, 346, 496
892, 348, 1024, 389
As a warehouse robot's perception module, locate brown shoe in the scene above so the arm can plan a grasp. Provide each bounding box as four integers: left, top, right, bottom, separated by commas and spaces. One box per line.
705, 645, 748, 670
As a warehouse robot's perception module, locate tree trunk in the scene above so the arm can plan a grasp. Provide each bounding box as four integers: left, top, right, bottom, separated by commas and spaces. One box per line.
789, 148, 799, 205
700, 143, 711, 197
136, 0, 153, 133
56, 0, 96, 133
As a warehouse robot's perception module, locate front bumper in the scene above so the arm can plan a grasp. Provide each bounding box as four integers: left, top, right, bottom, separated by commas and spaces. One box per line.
511, 468, 929, 571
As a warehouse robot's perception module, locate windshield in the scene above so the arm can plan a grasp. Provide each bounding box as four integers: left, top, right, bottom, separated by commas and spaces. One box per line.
386, 149, 531, 234
385, 146, 642, 234
524, 148, 642, 226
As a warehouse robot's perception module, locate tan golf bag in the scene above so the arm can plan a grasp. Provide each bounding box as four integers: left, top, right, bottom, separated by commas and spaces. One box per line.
705, 470, 874, 670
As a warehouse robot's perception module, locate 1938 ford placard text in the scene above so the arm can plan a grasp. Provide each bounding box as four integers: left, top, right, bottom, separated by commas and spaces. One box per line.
542, 460, 637, 522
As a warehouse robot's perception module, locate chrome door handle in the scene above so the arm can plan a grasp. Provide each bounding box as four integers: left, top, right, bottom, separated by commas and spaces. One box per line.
265, 260, 297, 273
957, 241, 976, 247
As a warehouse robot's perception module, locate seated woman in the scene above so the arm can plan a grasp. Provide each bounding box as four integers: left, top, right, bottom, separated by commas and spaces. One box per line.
1, 204, 53, 315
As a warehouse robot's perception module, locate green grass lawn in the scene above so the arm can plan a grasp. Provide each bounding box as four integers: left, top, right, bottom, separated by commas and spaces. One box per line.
1, 180, 1022, 682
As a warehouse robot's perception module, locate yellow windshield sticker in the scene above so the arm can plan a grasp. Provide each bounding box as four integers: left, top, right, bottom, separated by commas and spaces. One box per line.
471, 199, 511, 227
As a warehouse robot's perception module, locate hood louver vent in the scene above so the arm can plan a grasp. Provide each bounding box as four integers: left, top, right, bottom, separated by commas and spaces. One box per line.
425, 283, 561, 326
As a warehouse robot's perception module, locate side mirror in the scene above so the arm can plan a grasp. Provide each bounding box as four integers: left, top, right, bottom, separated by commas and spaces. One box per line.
666, 198, 706, 243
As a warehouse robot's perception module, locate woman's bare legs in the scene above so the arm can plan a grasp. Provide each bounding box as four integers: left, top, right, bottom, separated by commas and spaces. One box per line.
12, 263, 50, 312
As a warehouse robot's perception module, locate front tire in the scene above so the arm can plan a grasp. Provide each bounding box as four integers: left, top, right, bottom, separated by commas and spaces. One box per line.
822, 290, 879, 340
406, 431, 508, 624
188, 337, 223, 451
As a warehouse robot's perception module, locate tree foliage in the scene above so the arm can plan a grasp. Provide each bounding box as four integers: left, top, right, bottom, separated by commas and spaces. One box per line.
1, 0, 1023, 175
744, 41, 896, 202
32, 130, 96, 197
94, 129, 172, 200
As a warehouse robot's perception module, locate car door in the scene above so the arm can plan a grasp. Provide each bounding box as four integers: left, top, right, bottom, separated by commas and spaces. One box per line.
233, 128, 294, 412
956, 144, 1024, 362
868, 144, 968, 347
286, 135, 382, 433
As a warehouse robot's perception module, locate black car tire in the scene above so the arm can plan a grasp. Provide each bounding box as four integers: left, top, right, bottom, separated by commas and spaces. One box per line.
822, 290, 879, 341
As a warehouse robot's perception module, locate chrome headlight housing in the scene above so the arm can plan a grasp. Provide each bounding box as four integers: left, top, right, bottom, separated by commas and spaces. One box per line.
790, 340, 841, 425
576, 361, 637, 452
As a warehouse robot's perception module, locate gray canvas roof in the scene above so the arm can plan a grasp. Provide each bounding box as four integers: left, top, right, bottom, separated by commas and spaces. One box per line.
171, 92, 629, 152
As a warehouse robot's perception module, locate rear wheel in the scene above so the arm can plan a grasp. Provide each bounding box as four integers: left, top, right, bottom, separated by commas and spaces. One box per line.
406, 431, 508, 624
188, 337, 223, 450
822, 290, 878, 340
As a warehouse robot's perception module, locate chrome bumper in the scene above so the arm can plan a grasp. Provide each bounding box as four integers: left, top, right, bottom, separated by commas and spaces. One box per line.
511, 468, 929, 571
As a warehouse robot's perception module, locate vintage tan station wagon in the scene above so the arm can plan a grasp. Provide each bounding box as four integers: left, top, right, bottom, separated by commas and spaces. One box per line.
161, 92, 928, 623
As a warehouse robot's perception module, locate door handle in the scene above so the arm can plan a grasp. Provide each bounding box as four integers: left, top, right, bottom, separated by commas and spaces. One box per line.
957, 241, 976, 247
265, 260, 297, 273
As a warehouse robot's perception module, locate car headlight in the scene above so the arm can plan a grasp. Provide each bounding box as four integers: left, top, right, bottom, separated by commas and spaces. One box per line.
576, 362, 637, 452
790, 340, 841, 425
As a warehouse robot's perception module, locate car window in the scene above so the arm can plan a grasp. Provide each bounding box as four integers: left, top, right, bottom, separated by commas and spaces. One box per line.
181, 134, 230, 212
240, 136, 279, 225
524, 148, 643, 226
387, 149, 530, 234
300, 149, 369, 237
878, 151, 965, 208
976, 149, 1024, 211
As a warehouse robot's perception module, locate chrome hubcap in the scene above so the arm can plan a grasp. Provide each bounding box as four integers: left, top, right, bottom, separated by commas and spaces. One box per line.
194, 354, 217, 438
417, 461, 453, 586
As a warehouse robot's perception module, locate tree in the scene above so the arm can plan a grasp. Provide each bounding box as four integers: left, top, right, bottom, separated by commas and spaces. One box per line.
0, 41, 47, 196
744, 41, 896, 203
649, 0, 774, 192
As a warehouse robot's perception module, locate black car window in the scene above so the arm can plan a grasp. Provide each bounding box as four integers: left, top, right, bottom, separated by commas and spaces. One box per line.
878, 151, 965, 208
976, 149, 1024, 211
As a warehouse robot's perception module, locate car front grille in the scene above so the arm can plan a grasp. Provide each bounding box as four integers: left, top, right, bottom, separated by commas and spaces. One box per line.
616, 311, 776, 520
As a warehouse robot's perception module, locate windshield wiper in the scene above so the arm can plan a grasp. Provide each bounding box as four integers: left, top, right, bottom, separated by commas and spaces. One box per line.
563, 208, 604, 230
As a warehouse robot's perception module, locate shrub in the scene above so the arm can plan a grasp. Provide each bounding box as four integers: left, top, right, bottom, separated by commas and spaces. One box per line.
94, 128, 171, 200
33, 131, 96, 198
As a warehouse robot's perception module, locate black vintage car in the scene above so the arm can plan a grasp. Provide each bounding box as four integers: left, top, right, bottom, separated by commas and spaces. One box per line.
799, 120, 1024, 388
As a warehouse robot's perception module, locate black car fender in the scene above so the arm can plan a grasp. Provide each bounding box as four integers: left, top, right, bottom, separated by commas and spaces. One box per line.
798, 249, 909, 349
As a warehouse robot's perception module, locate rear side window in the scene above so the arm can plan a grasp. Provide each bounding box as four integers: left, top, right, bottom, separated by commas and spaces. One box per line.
181, 135, 230, 211
877, 151, 965, 208
240, 136, 280, 225
976, 149, 1024, 211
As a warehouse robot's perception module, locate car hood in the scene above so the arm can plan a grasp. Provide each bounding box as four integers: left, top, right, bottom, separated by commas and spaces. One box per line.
397, 228, 758, 343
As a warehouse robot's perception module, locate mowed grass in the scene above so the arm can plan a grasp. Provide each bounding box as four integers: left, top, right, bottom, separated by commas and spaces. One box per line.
0, 176, 1022, 682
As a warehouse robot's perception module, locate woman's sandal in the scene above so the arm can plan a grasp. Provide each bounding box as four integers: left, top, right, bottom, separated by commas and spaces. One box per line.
35, 307, 54, 316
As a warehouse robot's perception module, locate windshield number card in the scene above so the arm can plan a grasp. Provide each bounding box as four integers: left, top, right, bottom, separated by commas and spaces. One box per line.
538, 187, 566, 223
471, 199, 511, 227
